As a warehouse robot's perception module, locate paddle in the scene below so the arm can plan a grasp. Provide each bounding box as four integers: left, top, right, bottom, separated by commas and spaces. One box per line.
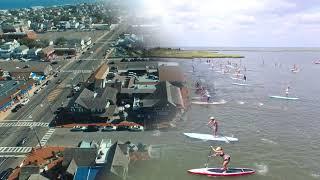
204, 148, 213, 168
220, 134, 230, 144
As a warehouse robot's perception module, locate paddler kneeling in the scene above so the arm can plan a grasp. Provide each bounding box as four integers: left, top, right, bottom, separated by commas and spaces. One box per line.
209, 146, 231, 173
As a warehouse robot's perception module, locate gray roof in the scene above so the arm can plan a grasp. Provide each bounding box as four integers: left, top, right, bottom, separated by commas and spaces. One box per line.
141, 81, 184, 108
28, 174, 49, 180
15, 45, 29, 51
75, 87, 118, 110
62, 147, 97, 172
19, 165, 40, 180
0, 61, 51, 73
95, 141, 129, 180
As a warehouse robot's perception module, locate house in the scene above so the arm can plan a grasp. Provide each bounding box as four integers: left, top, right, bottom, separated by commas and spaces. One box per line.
94, 141, 130, 180
13, 45, 29, 59
27, 48, 42, 60
67, 87, 118, 122
132, 81, 185, 124
66, 37, 91, 51
0, 61, 52, 80
0, 40, 20, 58
39, 46, 55, 61
158, 64, 186, 87
94, 63, 109, 89
0, 80, 34, 113
1, 23, 17, 33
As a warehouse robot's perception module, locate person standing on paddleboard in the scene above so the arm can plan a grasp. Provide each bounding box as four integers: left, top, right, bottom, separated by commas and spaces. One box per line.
210, 146, 231, 173
207, 116, 218, 136
285, 86, 290, 97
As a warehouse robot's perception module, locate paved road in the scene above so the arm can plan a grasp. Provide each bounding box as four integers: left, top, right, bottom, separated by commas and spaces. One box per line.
0, 24, 127, 172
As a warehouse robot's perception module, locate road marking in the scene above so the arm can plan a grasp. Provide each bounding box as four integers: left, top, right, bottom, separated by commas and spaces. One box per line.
47, 88, 64, 102
0, 154, 26, 158
0, 147, 32, 153
1, 120, 33, 122
0, 122, 49, 127
37, 128, 55, 147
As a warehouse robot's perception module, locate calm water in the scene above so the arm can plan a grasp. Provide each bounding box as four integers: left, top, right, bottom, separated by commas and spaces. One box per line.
0, 0, 97, 9
119, 50, 320, 180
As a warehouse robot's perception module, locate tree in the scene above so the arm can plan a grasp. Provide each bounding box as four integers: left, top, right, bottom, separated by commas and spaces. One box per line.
55, 37, 67, 45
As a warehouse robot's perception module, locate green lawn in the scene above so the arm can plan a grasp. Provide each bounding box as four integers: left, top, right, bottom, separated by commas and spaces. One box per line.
143, 48, 244, 59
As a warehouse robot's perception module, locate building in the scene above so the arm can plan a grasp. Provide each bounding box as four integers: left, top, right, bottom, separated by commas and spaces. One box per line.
0, 40, 20, 58
0, 61, 52, 80
64, 87, 119, 123
94, 63, 109, 89
0, 80, 34, 112
158, 64, 186, 87
66, 37, 91, 51
39, 46, 55, 61
27, 48, 42, 60
132, 81, 185, 124
13, 45, 29, 59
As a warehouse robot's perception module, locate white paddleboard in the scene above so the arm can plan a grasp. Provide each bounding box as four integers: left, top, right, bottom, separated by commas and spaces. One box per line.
184, 133, 238, 142
232, 82, 249, 86
192, 100, 227, 105
231, 77, 244, 81
269, 95, 299, 100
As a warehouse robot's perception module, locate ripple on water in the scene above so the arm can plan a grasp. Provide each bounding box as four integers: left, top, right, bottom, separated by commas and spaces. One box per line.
254, 163, 269, 175
261, 138, 278, 145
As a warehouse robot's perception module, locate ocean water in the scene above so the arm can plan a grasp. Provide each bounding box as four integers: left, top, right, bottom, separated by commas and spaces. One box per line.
0, 0, 97, 9
107, 49, 320, 180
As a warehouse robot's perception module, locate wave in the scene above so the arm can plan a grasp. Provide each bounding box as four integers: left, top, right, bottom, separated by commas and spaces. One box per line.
254, 163, 269, 175
261, 138, 278, 145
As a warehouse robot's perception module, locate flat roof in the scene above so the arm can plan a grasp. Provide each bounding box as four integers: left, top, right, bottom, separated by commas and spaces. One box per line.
0, 80, 25, 102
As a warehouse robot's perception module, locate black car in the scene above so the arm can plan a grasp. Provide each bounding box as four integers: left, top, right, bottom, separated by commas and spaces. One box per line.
11, 104, 23, 113
51, 61, 58, 65
16, 137, 27, 146
84, 125, 99, 132
0, 168, 13, 180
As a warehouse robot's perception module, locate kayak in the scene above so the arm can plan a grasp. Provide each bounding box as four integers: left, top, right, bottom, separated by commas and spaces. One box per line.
188, 167, 255, 177
269, 95, 299, 100
232, 82, 249, 86
192, 101, 227, 105
183, 133, 238, 142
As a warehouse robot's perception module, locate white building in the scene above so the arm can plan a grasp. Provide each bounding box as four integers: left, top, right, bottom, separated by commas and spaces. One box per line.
0, 40, 20, 58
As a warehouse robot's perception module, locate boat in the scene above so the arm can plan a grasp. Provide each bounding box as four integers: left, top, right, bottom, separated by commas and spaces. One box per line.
188, 167, 255, 177
313, 60, 320, 64
183, 133, 238, 142
269, 95, 299, 100
101, 125, 117, 131
128, 125, 144, 132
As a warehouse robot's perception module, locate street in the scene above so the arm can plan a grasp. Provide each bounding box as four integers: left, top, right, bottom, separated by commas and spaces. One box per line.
0, 24, 127, 172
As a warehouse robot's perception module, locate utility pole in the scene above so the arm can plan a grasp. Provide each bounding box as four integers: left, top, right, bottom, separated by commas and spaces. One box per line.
30, 126, 42, 148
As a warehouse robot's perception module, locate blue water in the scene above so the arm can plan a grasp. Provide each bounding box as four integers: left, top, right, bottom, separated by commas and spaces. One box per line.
0, 0, 98, 9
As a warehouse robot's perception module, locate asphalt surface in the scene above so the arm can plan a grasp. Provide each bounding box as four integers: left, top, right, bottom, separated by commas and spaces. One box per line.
0, 24, 127, 172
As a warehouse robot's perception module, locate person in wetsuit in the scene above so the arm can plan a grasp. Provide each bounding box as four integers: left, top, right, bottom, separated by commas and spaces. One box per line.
210, 146, 231, 173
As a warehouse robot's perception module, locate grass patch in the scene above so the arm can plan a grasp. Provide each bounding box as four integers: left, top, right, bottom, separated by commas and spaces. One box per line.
143, 48, 244, 58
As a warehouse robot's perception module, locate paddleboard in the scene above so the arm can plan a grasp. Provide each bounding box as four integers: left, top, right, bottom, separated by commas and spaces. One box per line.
188, 168, 255, 177
192, 101, 227, 105
183, 133, 238, 142
232, 82, 249, 86
269, 95, 299, 100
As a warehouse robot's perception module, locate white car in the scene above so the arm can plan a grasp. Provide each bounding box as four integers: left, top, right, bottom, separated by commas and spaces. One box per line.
21, 99, 30, 105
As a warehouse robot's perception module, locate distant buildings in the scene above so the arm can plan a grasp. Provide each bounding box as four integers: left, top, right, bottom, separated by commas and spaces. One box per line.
0, 40, 20, 58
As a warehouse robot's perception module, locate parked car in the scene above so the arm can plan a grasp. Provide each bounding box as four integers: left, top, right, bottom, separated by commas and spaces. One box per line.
21, 98, 30, 105
56, 79, 62, 84
51, 61, 58, 65
84, 125, 99, 132
128, 125, 144, 132
70, 126, 86, 132
101, 125, 117, 132
16, 137, 27, 146
11, 104, 23, 113
0, 168, 13, 180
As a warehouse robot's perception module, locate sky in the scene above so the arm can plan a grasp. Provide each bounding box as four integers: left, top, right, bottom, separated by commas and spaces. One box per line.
135, 0, 320, 47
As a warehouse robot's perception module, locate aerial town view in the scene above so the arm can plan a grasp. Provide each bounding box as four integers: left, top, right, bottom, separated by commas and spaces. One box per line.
1, 0, 320, 180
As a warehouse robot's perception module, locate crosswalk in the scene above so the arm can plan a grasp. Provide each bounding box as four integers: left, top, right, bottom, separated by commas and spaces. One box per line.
37, 128, 55, 147
0, 122, 49, 127
0, 147, 32, 153
47, 88, 64, 102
